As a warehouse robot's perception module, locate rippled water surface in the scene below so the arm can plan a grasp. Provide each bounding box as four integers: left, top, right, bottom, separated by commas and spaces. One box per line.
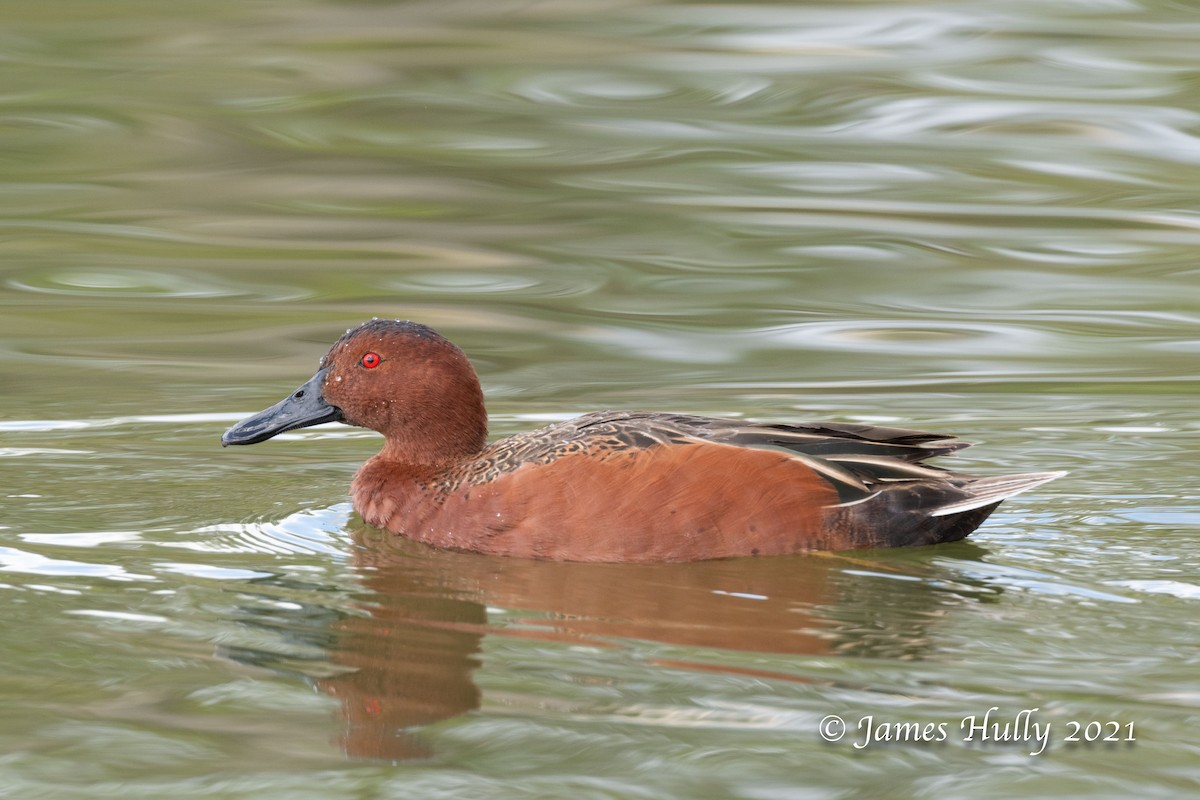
2, 1, 1198, 797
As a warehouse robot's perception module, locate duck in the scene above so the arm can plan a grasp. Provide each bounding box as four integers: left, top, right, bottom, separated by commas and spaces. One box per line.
221, 319, 1063, 562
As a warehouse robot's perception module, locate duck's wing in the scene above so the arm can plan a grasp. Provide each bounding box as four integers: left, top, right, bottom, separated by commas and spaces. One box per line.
640, 413, 968, 462
580, 412, 1064, 540
555, 411, 967, 501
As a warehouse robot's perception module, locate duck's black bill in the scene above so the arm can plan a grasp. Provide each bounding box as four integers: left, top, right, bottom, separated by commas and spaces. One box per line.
221, 368, 344, 446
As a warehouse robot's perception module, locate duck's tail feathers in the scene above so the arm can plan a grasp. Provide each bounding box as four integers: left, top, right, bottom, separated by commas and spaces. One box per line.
930, 471, 1067, 517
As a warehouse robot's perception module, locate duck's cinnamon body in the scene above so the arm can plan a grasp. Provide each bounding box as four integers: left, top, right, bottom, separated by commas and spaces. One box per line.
222, 320, 1063, 563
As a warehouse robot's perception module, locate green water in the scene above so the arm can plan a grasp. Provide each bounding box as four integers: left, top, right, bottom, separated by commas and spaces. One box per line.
2, 0, 1198, 797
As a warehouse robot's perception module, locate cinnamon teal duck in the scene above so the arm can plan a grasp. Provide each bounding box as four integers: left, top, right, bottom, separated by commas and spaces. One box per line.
221, 319, 1063, 562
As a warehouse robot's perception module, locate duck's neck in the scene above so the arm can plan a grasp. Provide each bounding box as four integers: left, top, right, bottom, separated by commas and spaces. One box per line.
376, 380, 488, 471
351, 390, 487, 526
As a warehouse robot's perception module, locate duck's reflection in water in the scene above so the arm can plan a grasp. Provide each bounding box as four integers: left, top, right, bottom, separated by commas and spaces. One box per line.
227, 521, 991, 760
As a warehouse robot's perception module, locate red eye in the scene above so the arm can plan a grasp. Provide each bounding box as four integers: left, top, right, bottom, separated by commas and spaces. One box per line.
361, 352, 382, 369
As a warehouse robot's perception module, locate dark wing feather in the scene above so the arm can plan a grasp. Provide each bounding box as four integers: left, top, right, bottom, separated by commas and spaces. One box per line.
565, 411, 970, 504
659, 415, 968, 462
572, 411, 965, 460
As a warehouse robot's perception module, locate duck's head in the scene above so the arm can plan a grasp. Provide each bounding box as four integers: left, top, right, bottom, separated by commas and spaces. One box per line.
221, 320, 488, 464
